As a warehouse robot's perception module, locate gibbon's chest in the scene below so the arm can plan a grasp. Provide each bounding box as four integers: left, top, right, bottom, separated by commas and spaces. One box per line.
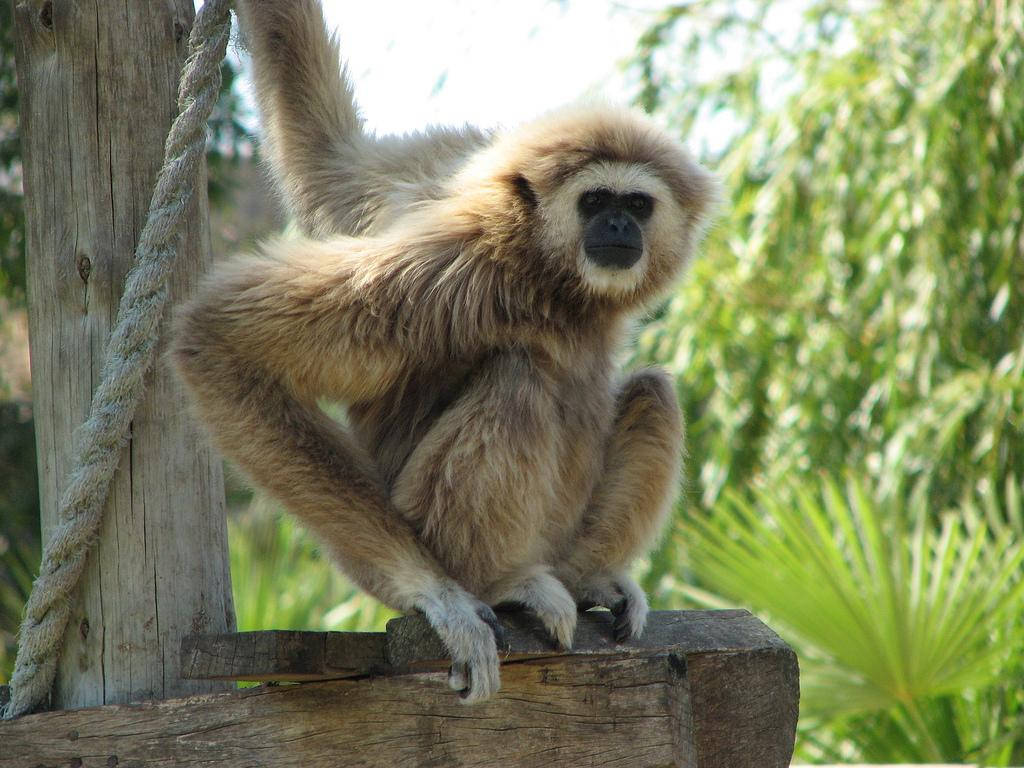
348, 359, 476, 486
349, 347, 616, 494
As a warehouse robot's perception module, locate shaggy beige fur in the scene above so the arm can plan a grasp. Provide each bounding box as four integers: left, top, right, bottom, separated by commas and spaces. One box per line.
171, 0, 717, 702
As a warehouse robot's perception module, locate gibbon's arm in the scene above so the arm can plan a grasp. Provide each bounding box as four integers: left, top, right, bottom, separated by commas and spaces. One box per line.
235, 0, 364, 235
171, 229, 506, 701
236, 0, 487, 237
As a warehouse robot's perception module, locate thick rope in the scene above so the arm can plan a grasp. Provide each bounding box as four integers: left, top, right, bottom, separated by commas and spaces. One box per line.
3, 0, 232, 719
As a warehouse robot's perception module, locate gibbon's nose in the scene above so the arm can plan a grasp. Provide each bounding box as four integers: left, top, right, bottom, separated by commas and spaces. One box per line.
584, 210, 644, 269
605, 212, 631, 234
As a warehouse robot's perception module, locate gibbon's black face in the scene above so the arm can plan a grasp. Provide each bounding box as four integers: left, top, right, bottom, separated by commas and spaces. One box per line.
578, 189, 654, 270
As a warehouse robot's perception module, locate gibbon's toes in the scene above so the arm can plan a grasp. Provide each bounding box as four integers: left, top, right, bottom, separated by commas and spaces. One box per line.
612, 610, 632, 643
503, 569, 578, 650
548, 610, 577, 651
578, 572, 650, 643
613, 576, 649, 642
607, 592, 635, 643
534, 585, 578, 651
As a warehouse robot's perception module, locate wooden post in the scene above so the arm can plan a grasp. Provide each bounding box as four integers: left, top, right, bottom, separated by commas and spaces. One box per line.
11, 0, 235, 708
0, 610, 800, 767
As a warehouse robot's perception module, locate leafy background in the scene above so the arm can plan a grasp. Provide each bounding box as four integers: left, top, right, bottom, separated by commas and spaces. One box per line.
2, 1, 1022, 763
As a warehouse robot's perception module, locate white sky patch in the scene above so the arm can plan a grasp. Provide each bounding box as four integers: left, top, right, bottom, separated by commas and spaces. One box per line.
233, 1, 667, 137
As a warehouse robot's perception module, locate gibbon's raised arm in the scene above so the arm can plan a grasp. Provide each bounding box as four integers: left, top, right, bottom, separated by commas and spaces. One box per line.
236, 0, 488, 238
171, 227, 510, 701
235, 1, 364, 235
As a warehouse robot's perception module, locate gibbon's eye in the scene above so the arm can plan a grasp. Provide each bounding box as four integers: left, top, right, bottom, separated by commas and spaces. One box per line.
579, 189, 611, 214
625, 193, 654, 219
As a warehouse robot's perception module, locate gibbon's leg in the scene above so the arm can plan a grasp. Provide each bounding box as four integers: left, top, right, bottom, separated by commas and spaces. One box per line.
171, 238, 506, 702
555, 368, 683, 642
390, 352, 577, 652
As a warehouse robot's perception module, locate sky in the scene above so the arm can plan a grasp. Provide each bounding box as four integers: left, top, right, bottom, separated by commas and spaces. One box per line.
235, 0, 667, 137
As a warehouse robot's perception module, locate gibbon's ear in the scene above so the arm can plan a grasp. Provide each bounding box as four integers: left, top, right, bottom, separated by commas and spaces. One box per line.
510, 174, 538, 210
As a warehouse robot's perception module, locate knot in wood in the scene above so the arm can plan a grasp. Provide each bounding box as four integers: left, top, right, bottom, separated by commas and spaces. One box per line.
39, 1, 53, 30
76, 254, 91, 283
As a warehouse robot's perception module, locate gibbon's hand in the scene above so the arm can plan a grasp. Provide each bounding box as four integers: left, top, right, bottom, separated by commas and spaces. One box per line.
418, 582, 506, 703
577, 572, 649, 643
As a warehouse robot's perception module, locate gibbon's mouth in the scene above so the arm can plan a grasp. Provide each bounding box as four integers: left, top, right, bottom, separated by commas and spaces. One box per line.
585, 244, 643, 270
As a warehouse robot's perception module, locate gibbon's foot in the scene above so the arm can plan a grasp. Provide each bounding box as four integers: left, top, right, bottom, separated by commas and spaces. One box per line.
418, 583, 504, 703
577, 573, 649, 643
491, 569, 578, 650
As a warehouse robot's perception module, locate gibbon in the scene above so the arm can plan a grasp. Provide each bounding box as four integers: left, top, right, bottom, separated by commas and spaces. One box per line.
171, 0, 717, 702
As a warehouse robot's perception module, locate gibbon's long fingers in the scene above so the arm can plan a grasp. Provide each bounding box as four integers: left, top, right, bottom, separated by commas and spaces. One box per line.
448, 605, 507, 692
235, 0, 365, 235
418, 586, 503, 703
448, 663, 469, 692
559, 368, 683, 582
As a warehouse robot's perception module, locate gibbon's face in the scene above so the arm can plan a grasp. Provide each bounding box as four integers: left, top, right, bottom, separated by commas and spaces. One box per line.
454, 106, 716, 306
536, 160, 691, 300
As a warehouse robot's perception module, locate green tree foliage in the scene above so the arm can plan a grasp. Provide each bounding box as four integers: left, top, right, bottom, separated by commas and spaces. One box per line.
206, 59, 257, 207
0, 403, 37, 680
229, 496, 397, 634
0, 2, 24, 302
632, 0, 1024, 761
681, 475, 1024, 763
634, 0, 1024, 513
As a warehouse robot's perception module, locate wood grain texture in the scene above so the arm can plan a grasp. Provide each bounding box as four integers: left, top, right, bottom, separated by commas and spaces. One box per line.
181, 630, 389, 682
179, 610, 791, 680
12, 0, 234, 708
0, 610, 797, 766
2, 656, 688, 767
389, 608, 779, 669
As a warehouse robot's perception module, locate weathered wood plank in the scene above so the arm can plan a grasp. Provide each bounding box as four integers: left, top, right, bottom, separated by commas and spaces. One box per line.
180, 610, 785, 681
687, 646, 800, 768
181, 630, 388, 682
0, 656, 687, 767
12, 0, 234, 709
391, 608, 781, 670
0, 609, 797, 766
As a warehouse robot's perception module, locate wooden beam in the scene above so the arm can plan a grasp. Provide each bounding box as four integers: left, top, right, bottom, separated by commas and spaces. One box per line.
180, 609, 787, 679
181, 630, 389, 682
0, 610, 798, 767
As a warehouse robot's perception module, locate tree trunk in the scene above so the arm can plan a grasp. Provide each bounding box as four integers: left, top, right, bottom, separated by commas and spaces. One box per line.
12, 0, 235, 708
